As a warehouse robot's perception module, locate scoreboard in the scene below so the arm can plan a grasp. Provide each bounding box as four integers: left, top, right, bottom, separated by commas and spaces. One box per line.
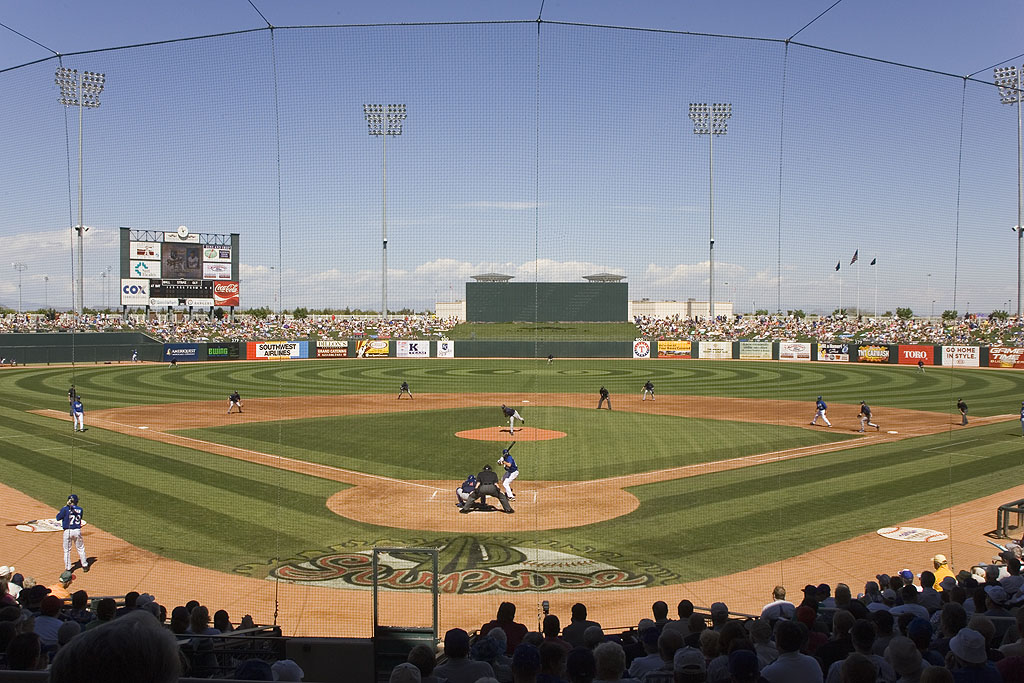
119, 227, 240, 309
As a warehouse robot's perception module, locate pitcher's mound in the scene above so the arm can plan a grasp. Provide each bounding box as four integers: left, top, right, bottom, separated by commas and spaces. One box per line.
456, 427, 567, 441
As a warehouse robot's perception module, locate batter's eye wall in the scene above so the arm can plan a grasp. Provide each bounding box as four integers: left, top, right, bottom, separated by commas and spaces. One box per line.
466, 282, 628, 322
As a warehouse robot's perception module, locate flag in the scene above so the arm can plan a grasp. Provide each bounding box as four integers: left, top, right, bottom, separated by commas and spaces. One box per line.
835, 261, 840, 271
870, 257, 876, 265
850, 250, 859, 265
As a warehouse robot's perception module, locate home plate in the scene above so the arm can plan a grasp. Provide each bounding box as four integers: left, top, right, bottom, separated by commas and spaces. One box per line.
887, 430, 898, 434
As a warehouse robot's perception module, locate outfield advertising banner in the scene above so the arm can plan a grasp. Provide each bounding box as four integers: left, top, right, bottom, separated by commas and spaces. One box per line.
633, 340, 651, 359
163, 344, 199, 362
990, 346, 1024, 369
779, 342, 811, 361
248, 341, 309, 360
943, 345, 980, 367
739, 341, 772, 360
120, 279, 149, 306
397, 340, 429, 358
206, 344, 240, 361
355, 339, 390, 357
858, 345, 890, 363
818, 344, 850, 362
316, 340, 349, 358
437, 340, 455, 358
657, 340, 691, 358
898, 345, 934, 365
699, 341, 732, 359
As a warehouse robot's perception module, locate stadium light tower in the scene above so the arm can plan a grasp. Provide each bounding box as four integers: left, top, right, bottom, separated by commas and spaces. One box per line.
56, 67, 105, 316
994, 66, 1023, 318
363, 103, 407, 320
12, 263, 27, 313
689, 103, 732, 319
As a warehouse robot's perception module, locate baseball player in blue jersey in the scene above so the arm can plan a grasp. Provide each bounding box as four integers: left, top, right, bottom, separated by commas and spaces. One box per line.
501, 404, 524, 435
498, 442, 519, 500
858, 401, 879, 432
71, 397, 85, 432
455, 474, 477, 508
131, 348, 139, 362
811, 396, 831, 427
398, 381, 413, 400
228, 391, 243, 414
56, 494, 89, 572
642, 380, 655, 401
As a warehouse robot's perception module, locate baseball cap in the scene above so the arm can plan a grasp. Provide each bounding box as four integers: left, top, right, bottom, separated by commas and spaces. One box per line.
271, 658, 305, 681
388, 662, 421, 683
137, 593, 156, 607
898, 569, 914, 581
882, 589, 898, 600
710, 601, 729, 615
0, 566, 13, 577
674, 646, 706, 674
933, 554, 948, 565
939, 576, 958, 591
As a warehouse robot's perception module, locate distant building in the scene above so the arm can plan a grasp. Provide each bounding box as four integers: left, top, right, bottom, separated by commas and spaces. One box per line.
629, 298, 733, 319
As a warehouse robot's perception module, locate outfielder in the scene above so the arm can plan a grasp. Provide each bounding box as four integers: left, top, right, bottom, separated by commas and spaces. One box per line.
455, 473, 477, 508
641, 380, 655, 401
501, 404, 524, 434
228, 390, 243, 414
858, 401, 879, 432
56, 494, 89, 573
811, 396, 831, 427
498, 442, 519, 500
131, 348, 139, 362
398, 381, 413, 400
71, 396, 85, 432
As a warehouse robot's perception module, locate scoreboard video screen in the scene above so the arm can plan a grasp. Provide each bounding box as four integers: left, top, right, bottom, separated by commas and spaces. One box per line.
119, 227, 240, 308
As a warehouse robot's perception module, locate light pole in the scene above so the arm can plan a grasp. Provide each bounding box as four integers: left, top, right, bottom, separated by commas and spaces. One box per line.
689, 103, 731, 319
12, 263, 27, 313
994, 66, 1023, 318
55, 66, 105, 317
44, 275, 49, 309
363, 103, 407, 320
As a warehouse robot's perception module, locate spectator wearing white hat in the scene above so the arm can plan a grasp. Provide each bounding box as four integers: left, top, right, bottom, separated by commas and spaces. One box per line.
271, 659, 305, 681
0, 567, 19, 599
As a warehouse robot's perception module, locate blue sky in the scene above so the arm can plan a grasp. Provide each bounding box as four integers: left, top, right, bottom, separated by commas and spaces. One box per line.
0, 0, 1021, 316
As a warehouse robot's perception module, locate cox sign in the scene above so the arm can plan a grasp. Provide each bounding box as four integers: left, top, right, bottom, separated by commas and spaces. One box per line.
120, 279, 150, 306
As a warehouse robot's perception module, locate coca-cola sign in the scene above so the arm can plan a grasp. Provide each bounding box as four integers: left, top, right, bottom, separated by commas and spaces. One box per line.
213, 281, 239, 306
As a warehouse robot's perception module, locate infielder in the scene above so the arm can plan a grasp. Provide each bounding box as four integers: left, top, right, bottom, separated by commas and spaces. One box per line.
957, 398, 968, 426
72, 396, 85, 432
501, 404, 524, 434
811, 396, 831, 427
228, 390, 243, 414
398, 381, 413, 400
56, 494, 89, 573
641, 380, 655, 401
598, 386, 611, 410
858, 401, 879, 432
1019, 401, 1023, 437
498, 442, 519, 500
455, 473, 477, 508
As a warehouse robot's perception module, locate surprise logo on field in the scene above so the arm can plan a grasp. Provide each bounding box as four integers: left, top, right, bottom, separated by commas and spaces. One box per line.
245, 537, 678, 593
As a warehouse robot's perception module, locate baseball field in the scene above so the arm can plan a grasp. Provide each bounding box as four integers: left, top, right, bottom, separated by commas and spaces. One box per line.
2, 357, 1024, 635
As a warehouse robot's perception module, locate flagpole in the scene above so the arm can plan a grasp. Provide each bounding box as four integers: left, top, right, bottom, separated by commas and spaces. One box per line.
874, 259, 878, 317
857, 258, 861, 317
839, 268, 843, 316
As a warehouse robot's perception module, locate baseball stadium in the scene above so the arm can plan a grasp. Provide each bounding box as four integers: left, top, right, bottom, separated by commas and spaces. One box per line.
2, 3, 1024, 681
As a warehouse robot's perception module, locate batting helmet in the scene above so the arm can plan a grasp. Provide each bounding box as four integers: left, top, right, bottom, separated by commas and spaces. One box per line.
67, 494, 78, 505
502, 449, 510, 457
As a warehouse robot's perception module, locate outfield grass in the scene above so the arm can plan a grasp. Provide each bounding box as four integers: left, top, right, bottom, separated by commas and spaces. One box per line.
1, 360, 1023, 586
180, 407, 855, 481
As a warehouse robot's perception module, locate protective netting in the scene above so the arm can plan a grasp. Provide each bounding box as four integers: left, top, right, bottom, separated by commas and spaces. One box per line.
0, 22, 1020, 636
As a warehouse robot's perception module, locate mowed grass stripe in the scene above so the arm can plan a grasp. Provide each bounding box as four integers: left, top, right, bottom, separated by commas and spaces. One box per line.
4, 360, 1024, 415
180, 407, 854, 481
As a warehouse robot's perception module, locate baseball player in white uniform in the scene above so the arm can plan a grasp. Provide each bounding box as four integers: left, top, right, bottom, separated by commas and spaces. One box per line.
56, 494, 89, 572
811, 396, 831, 427
642, 380, 655, 401
498, 443, 519, 500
